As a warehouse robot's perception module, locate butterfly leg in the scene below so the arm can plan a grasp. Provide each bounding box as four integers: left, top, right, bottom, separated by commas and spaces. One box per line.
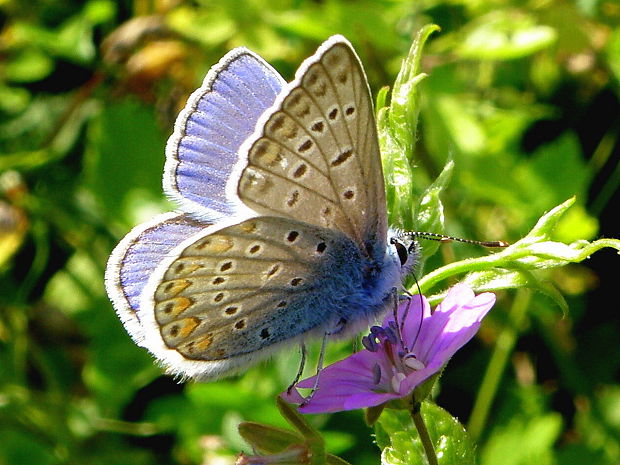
390, 288, 410, 350
394, 286, 425, 354
395, 271, 425, 350
300, 331, 330, 406
299, 316, 348, 406
287, 343, 307, 394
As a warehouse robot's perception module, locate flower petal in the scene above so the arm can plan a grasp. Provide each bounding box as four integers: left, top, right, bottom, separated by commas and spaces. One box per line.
281, 346, 394, 412
283, 284, 496, 414
342, 391, 396, 411
438, 283, 476, 309
426, 291, 496, 361
299, 389, 396, 413
400, 359, 445, 394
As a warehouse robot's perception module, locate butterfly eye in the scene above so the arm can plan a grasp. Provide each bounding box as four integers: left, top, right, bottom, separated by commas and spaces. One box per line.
391, 238, 409, 267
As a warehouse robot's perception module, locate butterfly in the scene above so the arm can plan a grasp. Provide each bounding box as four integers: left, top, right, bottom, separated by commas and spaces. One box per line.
105, 35, 418, 381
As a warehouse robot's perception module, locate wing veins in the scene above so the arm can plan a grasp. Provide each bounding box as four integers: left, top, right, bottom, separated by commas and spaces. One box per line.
262, 132, 330, 177
215, 57, 277, 111
318, 58, 367, 186
245, 166, 344, 211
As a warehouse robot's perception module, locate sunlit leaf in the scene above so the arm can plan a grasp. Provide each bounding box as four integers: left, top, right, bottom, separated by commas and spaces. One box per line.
376, 403, 476, 465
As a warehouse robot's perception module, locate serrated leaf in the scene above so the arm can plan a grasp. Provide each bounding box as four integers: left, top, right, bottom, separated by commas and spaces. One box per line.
523, 197, 575, 242
376, 403, 476, 465
380, 24, 439, 230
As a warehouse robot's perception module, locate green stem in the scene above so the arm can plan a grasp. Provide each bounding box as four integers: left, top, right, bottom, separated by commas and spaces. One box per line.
417, 252, 508, 293
467, 289, 531, 440
412, 405, 439, 465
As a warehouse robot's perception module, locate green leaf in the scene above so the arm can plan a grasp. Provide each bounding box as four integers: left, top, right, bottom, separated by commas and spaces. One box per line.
84, 100, 167, 223
417, 198, 620, 305
513, 133, 591, 224
461, 269, 569, 314
379, 24, 439, 230
3, 48, 53, 83
376, 402, 476, 465
605, 27, 620, 83
238, 421, 303, 454
456, 11, 557, 60
0, 430, 57, 465
480, 414, 562, 465
9, 0, 115, 64
413, 159, 453, 266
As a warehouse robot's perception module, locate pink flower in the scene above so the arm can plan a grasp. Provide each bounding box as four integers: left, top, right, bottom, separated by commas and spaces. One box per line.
282, 284, 496, 413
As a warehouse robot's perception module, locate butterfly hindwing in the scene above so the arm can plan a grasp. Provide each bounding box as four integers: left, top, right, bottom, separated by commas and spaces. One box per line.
137, 216, 370, 379
105, 212, 206, 343
235, 36, 387, 251
165, 48, 286, 220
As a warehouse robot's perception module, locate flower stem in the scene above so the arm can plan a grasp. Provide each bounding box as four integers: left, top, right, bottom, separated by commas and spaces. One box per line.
467, 289, 531, 440
411, 404, 438, 465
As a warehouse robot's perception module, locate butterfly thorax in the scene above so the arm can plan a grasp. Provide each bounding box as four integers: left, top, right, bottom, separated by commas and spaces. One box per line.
318, 235, 408, 338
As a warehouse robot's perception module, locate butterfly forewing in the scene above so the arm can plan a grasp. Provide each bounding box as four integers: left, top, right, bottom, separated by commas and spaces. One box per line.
237, 37, 387, 251
149, 216, 364, 363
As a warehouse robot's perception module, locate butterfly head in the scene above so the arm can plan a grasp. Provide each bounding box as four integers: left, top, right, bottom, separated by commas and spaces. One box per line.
389, 235, 419, 278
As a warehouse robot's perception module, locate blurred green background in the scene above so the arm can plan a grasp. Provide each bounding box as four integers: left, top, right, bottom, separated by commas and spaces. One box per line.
1, 1, 619, 464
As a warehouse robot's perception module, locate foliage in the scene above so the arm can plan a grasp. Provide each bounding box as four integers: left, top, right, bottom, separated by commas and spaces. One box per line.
1, 1, 619, 464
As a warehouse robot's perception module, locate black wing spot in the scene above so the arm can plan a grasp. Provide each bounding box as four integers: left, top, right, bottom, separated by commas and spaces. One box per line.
331, 149, 353, 167
287, 191, 300, 207
298, 139, 313, 153
287, 231, 299, 242
293, 164, 307, 178
225, 306, 238, 315
267, 264, 281, 277
311, 121, 324, 132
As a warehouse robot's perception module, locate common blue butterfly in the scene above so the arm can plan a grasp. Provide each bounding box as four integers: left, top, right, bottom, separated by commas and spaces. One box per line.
105, 36, 417, 380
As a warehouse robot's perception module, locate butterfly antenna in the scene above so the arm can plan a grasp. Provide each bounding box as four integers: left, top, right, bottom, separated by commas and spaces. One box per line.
399, 231, 509, 248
